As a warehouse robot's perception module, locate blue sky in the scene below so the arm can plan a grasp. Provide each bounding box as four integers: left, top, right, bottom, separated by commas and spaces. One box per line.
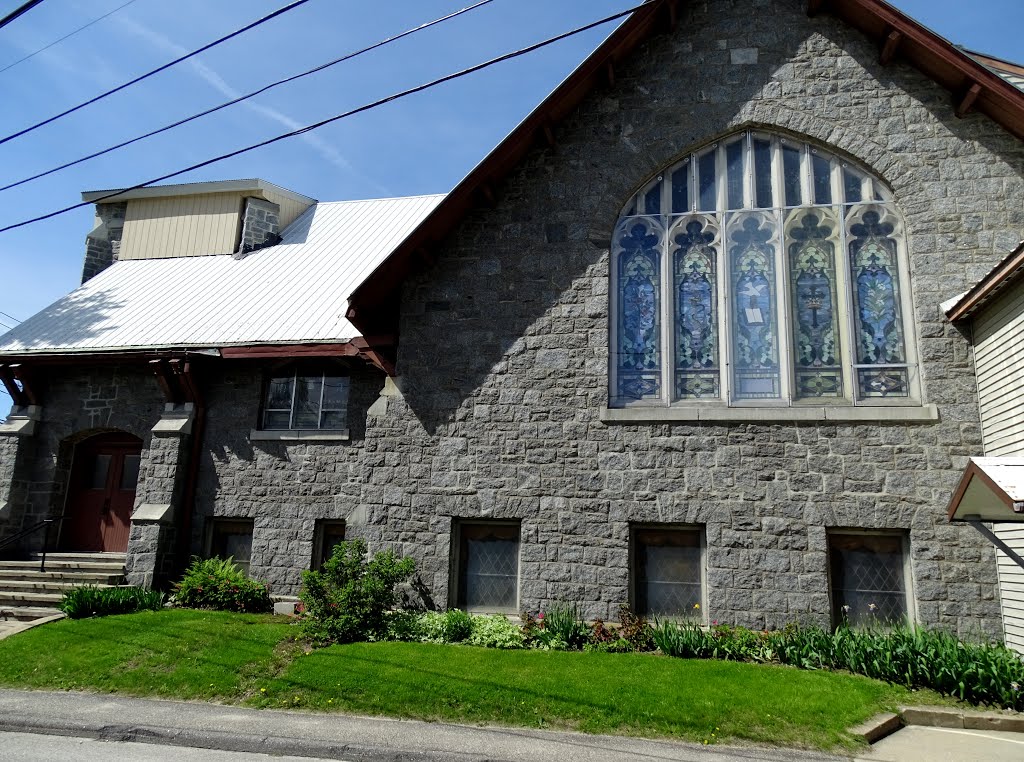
0, 0, 1020, 329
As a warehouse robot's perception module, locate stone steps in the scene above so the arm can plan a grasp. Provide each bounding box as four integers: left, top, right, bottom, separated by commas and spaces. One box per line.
0, 552, 127, 629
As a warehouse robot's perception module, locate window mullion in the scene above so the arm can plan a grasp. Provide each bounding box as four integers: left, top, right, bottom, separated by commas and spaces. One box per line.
773, 206, 793, 405
834, 205, 857, 404
317, 372, 327, 430
662, 213, 674, 404
288, 370, 297, 430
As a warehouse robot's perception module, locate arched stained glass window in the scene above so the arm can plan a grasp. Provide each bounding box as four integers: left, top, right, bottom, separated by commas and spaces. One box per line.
611, 130, 916, 407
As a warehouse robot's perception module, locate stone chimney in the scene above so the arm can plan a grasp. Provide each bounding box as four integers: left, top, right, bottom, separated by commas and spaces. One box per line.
81, 202, 127, 284
237, 197, 281, 255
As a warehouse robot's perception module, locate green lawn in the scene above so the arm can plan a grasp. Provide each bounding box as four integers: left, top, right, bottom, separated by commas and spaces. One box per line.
0, 610, 942, 750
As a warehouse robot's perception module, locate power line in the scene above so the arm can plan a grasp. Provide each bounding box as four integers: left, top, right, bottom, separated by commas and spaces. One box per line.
0, 1, 649, 234
0, 0, 45, 31
0, 310, 20, 323
0, 0, 494, 193
0, 0, 313, 147
0, 0, 140, 75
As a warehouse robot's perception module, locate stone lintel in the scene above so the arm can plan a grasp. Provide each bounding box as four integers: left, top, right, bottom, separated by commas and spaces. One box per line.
131, 503, 174, 523
601, 404, 940, 424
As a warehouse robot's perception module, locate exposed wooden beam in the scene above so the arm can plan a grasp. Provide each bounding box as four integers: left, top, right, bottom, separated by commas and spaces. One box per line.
879, 29, 903, 66
666, 0, 679, 31
479, 183, 496, 207
350, 337, 397, 377
415, 247, 436, 268
0, 364, 26, 407
807, 0, 825, 17
605, 61, 616, 88
8, 364, 38, 406
542, 123, 556, 148
219, 343, 361, 359
956, 82, 982, 117
149, 359, 180, 404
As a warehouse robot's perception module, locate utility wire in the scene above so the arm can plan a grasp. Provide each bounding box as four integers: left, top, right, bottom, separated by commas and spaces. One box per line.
0, 0, 313, 147
0, 0, 140, 75
0, 0, 45, 31
0, 1, 650, 234
0, 0, 494, 193
0, 309, 20, 323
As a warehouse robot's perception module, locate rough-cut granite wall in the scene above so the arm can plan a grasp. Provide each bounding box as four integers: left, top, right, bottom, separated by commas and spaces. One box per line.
356, 0, 1024, 634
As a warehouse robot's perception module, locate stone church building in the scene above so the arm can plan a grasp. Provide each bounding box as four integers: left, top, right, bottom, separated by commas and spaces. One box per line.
2, 0, 1023, 637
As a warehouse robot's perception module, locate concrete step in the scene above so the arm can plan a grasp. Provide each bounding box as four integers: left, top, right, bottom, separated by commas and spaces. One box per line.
0, 591, 64, 606
0, 570, 124, 584
0, 580, 121, 594
0, 560, 125, 573
0, 606, 62, 622
29, 553, 126, 563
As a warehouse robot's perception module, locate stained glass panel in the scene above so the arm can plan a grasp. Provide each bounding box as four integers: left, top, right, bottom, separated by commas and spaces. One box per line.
644, 183, 661, 215
698, 150, 717, 211
672, 217, 719, 399
848, 208, 909, 398
616, 219, 662, 400
812, 154, 832, 204
729, 213, 780, 399
843, 168, 862, 203
783, 144, 802, 207
726, 140, 744, 210
672, 164, 690, 213
753, 138, 773, 208
787, 211, 843, 399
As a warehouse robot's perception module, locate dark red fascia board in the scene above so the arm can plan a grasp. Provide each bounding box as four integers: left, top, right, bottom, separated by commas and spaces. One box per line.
946, 241, 1024, 323
829, 0, 1024, 133
345, 0, 1024, 342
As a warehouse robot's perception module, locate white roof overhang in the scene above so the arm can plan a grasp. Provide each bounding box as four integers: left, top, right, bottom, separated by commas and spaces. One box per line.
947, 457, 1024, 523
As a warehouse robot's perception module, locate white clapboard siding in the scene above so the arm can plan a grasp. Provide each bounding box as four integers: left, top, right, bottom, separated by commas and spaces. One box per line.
974, 285, 1024, 653
974, 287, 1024, 458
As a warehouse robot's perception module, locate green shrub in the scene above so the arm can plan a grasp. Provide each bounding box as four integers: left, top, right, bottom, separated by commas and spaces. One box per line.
173, 556, 272, 614
58, 585, 163, 619
524, 603, 588, 650
298, 539, 415, 644
468, 614, 525, 649
384, 610, 424, 642
419, 611, 448, 643
617, 604, 655, 652
440, 609, 473, 643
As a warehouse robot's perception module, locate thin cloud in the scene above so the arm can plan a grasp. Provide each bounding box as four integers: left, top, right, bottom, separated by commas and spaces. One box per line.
112, 15, 366, 178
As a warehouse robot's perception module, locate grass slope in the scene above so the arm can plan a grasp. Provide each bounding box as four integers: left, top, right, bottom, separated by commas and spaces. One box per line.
0, 610, 940, 750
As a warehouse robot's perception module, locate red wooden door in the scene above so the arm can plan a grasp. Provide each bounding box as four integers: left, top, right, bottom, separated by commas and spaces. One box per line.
65, 433, 142, 552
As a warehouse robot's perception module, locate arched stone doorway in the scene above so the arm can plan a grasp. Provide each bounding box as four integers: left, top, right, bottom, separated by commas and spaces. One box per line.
63, 432, 143, 552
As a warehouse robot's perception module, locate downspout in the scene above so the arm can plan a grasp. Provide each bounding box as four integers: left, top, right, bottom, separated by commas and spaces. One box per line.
177, 361, 205, 573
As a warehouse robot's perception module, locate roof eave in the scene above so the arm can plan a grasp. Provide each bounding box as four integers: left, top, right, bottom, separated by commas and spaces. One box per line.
945, 241, 1024, 322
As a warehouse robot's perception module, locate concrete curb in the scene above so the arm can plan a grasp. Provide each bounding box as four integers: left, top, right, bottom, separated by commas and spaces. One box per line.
0, 715, 486, 762
899, 706, 1024, 734
0, 612, 65, 641
848, 713, 902, 744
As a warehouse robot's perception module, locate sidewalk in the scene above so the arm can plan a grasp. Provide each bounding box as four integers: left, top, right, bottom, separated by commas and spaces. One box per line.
0, 688, 840, 762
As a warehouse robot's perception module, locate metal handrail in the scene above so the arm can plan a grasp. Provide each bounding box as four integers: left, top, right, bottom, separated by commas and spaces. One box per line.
0, 516, 69, 571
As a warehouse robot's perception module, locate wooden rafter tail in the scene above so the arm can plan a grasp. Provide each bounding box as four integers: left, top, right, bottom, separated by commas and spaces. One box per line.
351, 337, 397, 377
666, 0, 679, 31
0, 363, 27, 407
479, 182, 497, 207
605, 61, 616, 88
956, 82, 983, 118
149, 358, 180, 404
541, 123, 556, 149
879, 29, 903, 66
806, 0, 826, 17
8, 364, 39, 406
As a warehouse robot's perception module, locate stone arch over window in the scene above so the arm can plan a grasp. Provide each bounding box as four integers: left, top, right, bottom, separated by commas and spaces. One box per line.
610, 129, 918, 409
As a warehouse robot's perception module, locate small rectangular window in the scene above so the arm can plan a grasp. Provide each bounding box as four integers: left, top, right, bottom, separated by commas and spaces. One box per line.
262, 371, 349, 431
829, 532, 909, 628
208, 519, 254, 576
632, 527, 703, 618
454, 521, 520, 613
312, 520, 346, 570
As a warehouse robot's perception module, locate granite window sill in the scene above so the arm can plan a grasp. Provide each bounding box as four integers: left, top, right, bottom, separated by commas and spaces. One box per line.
249, 429, 350, 442
600, 404, 939, 424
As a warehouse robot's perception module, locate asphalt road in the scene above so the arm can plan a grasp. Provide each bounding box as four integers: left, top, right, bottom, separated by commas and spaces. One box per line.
0, 731, 337, 761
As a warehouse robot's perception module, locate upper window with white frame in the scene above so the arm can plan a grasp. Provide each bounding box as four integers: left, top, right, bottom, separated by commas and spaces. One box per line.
611, 130, 917, 408
262, 370, 349, 431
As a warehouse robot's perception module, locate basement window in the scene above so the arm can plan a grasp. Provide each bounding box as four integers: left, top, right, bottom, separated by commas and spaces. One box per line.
208, 519, 254, 576
453, 521, 520, 613
828, 532, 911, 628
632, 526, 704, 619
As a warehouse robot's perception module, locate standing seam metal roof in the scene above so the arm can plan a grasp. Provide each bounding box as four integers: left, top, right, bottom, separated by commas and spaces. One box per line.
0, 194, 445, 354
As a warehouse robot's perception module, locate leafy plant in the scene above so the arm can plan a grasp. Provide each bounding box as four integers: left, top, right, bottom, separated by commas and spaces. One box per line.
617, 604, 654, 651
173, 556, 271, 613
298, 539, 415, 644
58, 585, 164, 619
440, 609, 473, 643
468, 614, 525, 649
384, 610, 424, 642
